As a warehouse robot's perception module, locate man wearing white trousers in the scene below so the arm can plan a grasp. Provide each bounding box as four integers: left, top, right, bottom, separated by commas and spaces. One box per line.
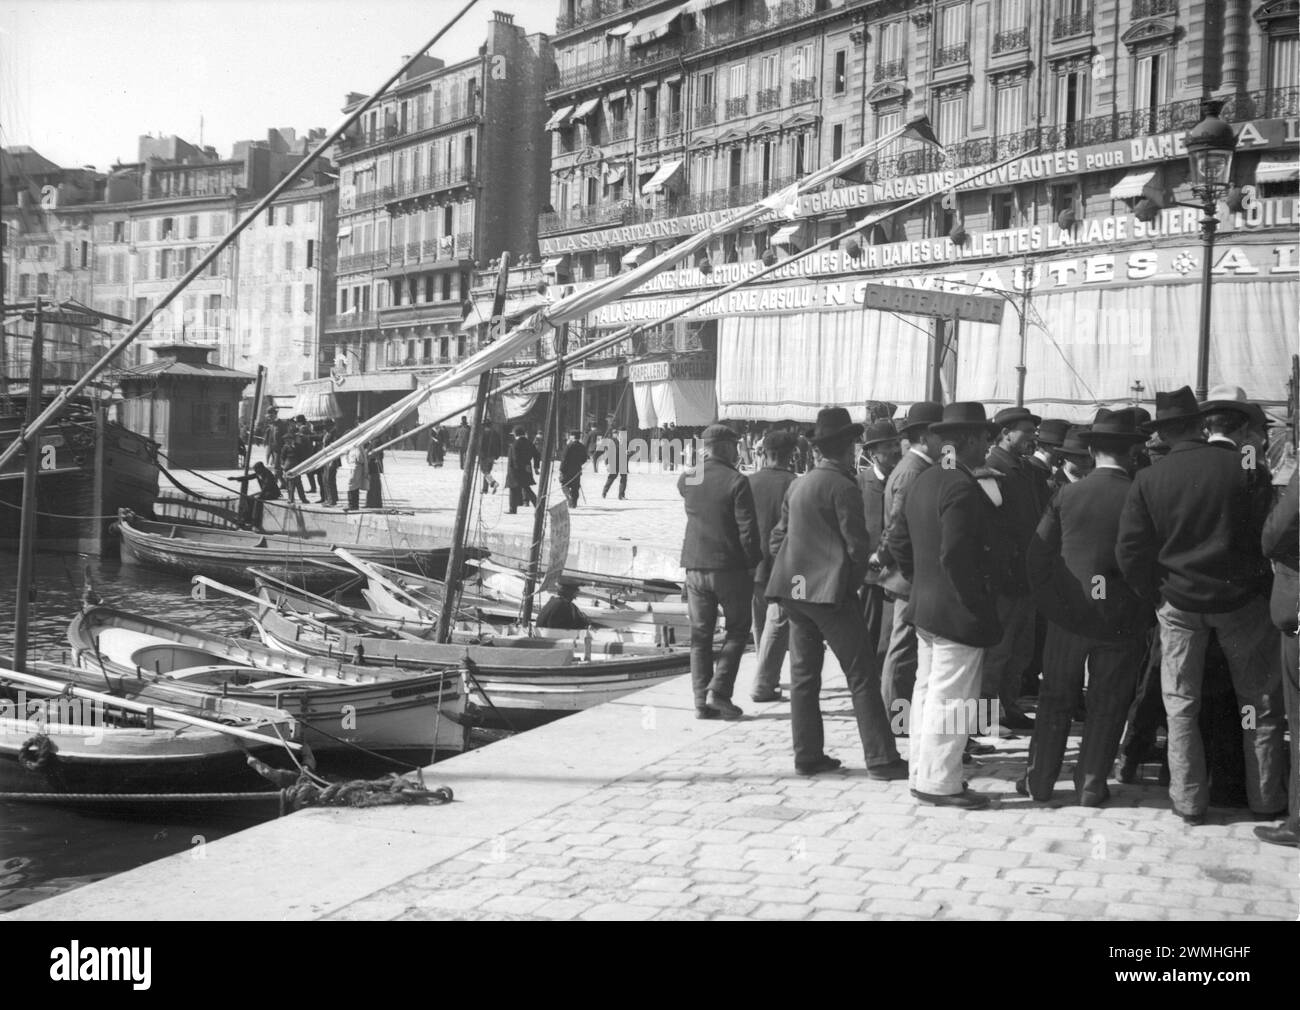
891, 403, 1004, 809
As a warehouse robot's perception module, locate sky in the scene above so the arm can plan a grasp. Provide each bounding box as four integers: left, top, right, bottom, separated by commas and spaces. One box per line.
0, 0, 546, 170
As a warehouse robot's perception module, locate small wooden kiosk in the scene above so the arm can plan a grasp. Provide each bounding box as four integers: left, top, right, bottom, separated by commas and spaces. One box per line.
117, 343, 254, 469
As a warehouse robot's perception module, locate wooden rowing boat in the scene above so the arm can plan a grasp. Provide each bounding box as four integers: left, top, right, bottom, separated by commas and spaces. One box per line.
67, 606, 468, 755
112, 508, 442, 590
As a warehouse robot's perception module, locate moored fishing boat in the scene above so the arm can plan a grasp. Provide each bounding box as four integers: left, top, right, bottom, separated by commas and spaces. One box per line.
67, 606, 468, 755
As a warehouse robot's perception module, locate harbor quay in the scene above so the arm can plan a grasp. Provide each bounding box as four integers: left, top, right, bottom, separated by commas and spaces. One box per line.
7, 653, 1296, 922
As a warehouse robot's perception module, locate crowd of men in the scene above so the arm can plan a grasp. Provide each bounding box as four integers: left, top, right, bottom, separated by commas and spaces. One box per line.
678, 385, 1298, 848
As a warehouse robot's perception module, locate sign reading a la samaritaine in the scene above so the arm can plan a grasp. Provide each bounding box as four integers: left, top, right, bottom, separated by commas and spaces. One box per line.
860, 284, 1006, 324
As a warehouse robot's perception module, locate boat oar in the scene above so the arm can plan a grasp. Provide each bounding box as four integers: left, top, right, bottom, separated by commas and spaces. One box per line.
333, 548, 438, 618
0, 666, 302, 751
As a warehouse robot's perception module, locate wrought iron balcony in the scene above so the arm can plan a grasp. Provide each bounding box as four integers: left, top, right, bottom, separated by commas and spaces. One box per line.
725, 96, 748, 118
790, 77, 817, 103
538, 200, 639, 235
324, 311, 377, 333
874, 59, 906, 82
1132, 0, 1176, 17
640, 117, 659, 140
1053, 10, 1093, 39
695, 104, 717, 126
609, 119, 630, 141
338, 251, 387, 275
384, 167, 476, 205
679, 175, 795, 215
663, 111, 684, 135
935, 43, 969, 68
756, 88, 781, 112
992, 28, 1029, 53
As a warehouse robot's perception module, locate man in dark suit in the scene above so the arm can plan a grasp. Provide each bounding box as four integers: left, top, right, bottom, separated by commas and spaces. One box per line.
478, 423, 503, 494
874, 401, 944, 726
980, 406, 1044, 731
1117, 385, 1285, 825
1022, 410, 1153, 805
505, 426, 540, 514
1257, 468, 1299, 847
747, 429, 798, 702
767, 407, 906, 779
858, 420, 901, 669
679, 424, 762, 719
1024, 418, 1069, 506
892, 402, 1002, 809
559, 430, 588, 509
602, 420, 629, 499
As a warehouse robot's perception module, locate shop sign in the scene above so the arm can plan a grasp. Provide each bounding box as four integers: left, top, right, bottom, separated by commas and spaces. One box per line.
861, 284, 1005, 324
628, 357, 716, 382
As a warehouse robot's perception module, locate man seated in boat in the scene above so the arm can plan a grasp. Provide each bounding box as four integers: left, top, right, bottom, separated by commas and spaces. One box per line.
536, 578, 590, 630
228, 461, 281, 528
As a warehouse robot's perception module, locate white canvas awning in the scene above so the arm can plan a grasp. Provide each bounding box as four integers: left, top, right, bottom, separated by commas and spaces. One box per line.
542, 255, 571, 274
571, 97, 602, 121
606, 22, 633, 37
1109, 169, 1158, 200
622, 245, 652, 267
604, 164, 627, 184
642, 159, 683, 195
770, 223, 802, 247
1255, 153, 1300, 184
336, 225, 353, 239
545, 105, 574, 131
627, 5, 685, 47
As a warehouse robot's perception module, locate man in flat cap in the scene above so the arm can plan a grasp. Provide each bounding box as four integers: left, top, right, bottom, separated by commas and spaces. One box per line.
679, 423, 762, 719
747, 428, 799, 702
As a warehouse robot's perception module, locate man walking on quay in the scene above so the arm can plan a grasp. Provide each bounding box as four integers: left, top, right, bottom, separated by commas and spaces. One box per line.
873, 401, 944, 725
1022, 409, 1152, 805
892, 403, 1002, 809
981, 406, 1045, 731
559, 429, 588, 509
678, 424, 762, 719
478, 422, 503, 494
1117, 385, 1286, 824
858, 419, 901, 666
454, 417, 471, 469
602, 419, 629, 500
767, 407, 907, 779
505, 425, 540, 514
747, 429, 798, 703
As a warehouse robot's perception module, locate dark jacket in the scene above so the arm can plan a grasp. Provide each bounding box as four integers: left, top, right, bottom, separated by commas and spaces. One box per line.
536, 596, 589, 630
857, 464, 889, 548
892, 463, 1002, 648
1116, 440, 1273, 613
1027, 467, 1153, 640
478, 427, 504, 463
985, 444, 1043, 596
1023, 453, 1056, 513
505, 435, 539, 488
767, 461, 870, 605
747, 464, 798, 586
678, 458, 762, 571
878, 447, 933, 566
560, 441, 589, 481
1262, 469, 1299, 633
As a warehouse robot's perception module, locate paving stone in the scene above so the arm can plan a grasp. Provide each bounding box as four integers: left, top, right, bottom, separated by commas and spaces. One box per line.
750, 885, 816, 904
579, 903, 659, 921
752, 902, 811, 920
630, 876, 693, 893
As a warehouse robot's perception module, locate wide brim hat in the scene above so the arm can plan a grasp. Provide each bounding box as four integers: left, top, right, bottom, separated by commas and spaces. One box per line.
862, 419, 900, 447
931, 401, 993, 435
1141, 385, 1201, 432
992, 406, 1042, 430
898, 400, 944, 436
1076, 408, 1148, 447
1199, 384, 1268, 428
811, 406, 864, 447
1056, 425, 1092, 458
1037, 418, 1071, 447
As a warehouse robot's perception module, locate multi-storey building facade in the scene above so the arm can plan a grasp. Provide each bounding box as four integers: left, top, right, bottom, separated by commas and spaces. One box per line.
539, 0, 1299, 424
312, 10, 553, 431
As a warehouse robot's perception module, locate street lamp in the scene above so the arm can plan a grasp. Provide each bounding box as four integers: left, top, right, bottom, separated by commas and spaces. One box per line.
1183, 101, 1238, 401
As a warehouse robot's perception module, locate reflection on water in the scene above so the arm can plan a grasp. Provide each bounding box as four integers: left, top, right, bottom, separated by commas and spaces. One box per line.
1, 554, 313, 911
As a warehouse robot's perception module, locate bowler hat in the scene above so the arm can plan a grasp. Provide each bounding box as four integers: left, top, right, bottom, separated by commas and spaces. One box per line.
762, 430, 797, 455
1141, 385, 1201, 432
811, 406, 864, 448
1199, 384, 1267, 428
992, 406, 1042, 430
862, 419, 900, 447
1056, 425, 1091, 458
931, 402, 993, 435
899, 401, 944, 435
1077, 409, 1147, 447
701, 423, 739, 443
1037, 418, 1071, 447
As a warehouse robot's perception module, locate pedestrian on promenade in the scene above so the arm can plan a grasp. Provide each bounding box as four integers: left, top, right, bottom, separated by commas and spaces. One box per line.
892, 402, 1002, 808
318, 419, 340, 506
506, 425, 540, 514
679, 423, 762, 720
479, 423, 503, 494
283, 422, 315, 504
874, 401, 944, 728
454, 417, 471, 469
585, 422, 604, 472
980, 406, 1044, 732
858, 420, 901, 671
345, 442, 369, 510
767, 407, 907, 779
746, 429, 798, 702
1022, 409, 1152, 806
1117, 385, 1286, 825
559, 429, 588, 508
365, 445, 384, 509
602, 423, 629, 500
426, 428, 445, 466
294, 416, 319, 496
1257, 468, 1299, 848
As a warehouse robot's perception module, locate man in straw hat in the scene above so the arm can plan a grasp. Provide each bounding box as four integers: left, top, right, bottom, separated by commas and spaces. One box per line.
767, 407, 907, 779
1117, 385, 1286, 825
679, 423, 762, 719
873, 401, 944, 724
1022, 409, 1153, 805
892, 402, 1003, 808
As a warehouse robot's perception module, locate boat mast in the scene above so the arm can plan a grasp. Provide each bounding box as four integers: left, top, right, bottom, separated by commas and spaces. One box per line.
239, 364, 266, 521
437, 253, 511, 644
519, 322, 569, 627
12, 299, 44, 672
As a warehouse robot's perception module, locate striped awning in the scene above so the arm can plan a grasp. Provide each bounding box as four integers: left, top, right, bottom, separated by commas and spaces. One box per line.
571, 97, 602, 121
545, 105, 574, 131
626, 4, 685, 47
1109, 169, 1158, 200
642, 159, 683, 195
1255, 153, 1300, 184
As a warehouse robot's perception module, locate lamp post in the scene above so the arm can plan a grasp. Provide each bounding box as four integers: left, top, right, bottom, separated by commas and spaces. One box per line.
1183, 101, 1239, 402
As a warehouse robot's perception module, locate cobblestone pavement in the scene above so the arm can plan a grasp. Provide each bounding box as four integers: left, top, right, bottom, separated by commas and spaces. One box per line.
321, 658, 1298, 923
